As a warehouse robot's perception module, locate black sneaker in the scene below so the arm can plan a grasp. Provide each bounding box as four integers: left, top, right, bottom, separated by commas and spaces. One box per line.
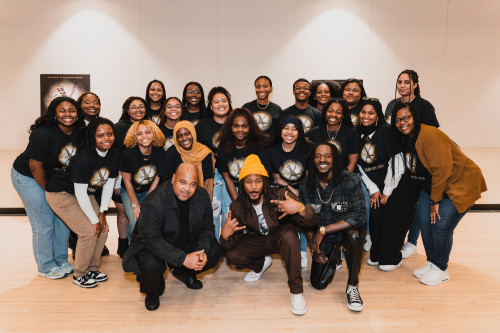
145, 294, 160, 311
346, 285, 364, 312
73, 274, 98, 288
87, 270, 108, 282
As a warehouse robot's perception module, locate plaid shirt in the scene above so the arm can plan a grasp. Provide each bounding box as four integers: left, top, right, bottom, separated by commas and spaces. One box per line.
299, 170, 366, 242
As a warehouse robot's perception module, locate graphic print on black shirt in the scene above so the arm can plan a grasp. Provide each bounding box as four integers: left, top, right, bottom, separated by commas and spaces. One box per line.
406, 152, 432, 193
280, 105, 322, 134
119, 146, 163, 193
195, 117, 223, 154
216, 146, 247, 186
72, 149, 120, 194
267, 144, 308, 188
357, 125, 391, 190
159, 124, 175, 151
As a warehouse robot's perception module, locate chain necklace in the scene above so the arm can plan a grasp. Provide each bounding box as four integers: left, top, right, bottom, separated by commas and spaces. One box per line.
256, 100, 270, 110
141, 152, 151, 161
317, 186, 334, 204
327, 123, 341, 142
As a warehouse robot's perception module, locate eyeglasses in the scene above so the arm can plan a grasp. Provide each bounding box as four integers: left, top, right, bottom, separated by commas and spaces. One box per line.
187, 89, 200, 94
362, 97, 379, 102
130, 105, 145, 111
167, 105, 182, 110
394, 115, 412, 124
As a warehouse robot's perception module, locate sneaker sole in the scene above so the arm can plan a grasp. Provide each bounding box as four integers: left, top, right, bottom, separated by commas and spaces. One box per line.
291, 306, 307, 315
379, 262, 403, 272
38, 272, 67, 280
420, 275, 450, 286
347, 303, 364, 312
93, 277, 108, 282
244, 257, 272, 282
401, 250, 417, 259
366, 260, 379, 266
73, 279, 98, 288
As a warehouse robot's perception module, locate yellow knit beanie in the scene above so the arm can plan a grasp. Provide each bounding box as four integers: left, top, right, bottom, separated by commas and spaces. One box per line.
238, 154, 269, 180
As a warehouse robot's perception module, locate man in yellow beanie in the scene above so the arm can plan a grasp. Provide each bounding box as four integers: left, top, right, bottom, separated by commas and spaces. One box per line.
220, 154, 317, 315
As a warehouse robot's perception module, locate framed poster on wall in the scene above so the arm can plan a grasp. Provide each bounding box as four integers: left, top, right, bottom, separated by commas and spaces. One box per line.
40, 74, 90, 115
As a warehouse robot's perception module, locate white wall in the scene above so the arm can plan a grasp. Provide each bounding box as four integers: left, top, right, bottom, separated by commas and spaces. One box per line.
1, 0, 499, 149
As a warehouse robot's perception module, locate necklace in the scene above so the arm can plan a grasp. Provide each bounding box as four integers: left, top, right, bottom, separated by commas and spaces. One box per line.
317, 186, 334, 204
256, 100, 270, 110
141, 152, 151, 161
327, 123, 341, 142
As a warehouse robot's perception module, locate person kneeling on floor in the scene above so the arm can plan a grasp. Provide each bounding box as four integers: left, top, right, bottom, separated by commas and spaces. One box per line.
220, 154, 317, 315
299, 142, 366, 312
122, 163, 222, 311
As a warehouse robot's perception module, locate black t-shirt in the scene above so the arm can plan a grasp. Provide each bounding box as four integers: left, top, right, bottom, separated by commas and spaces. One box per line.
348, 103, 363, 127
13, 131, 37, 177
309, 125, 361, 170
243, 100, 282, 143
280, 105, 322, 134
405, 151, 432, 193
357, 124, 392, 190
181, 111, 201, 126
71, 148, 120, 194
158, 124, 175, 151
195, 117, 223, 155
174, 197, 192, 250
27, 125, 83, 180
149, 108, 162, 126
215, 145, 248, 187
159, 146, 214, 182
119, 146, 164, 193
114, 118, 133, 149
266, 144, 308, 189
384, 96, 439, 127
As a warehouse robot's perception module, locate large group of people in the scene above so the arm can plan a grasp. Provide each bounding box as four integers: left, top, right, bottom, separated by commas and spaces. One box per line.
11, 71, 487, 314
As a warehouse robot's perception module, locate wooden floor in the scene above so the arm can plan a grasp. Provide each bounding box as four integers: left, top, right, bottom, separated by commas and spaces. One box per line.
0, 213, 498, 332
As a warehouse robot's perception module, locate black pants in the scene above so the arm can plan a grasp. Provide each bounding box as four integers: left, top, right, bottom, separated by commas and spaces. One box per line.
310, 228, 365, 289
136, 241, 223, 296
369, 178, 419, 265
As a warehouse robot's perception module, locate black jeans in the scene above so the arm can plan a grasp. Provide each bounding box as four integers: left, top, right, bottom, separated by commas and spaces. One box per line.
136, 241, 223, 296
310, 228, 365, 289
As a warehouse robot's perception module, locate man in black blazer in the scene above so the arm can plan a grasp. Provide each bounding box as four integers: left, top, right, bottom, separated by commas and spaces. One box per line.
123, 163, 222, 311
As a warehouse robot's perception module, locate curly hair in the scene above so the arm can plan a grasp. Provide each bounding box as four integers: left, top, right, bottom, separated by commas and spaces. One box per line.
306, 142, 344, 192
340, 78, 367, 101
160, 97, 183, 124
84, 117, 115, 153
181, 82, 207, 118
218, 107, 270, 157
206, 86, 233, 118
320, 98, 353, 127
30, 96, 84, 133
119, 96, 150, 121
309, 80, 340, 107
123, 120, 165, 148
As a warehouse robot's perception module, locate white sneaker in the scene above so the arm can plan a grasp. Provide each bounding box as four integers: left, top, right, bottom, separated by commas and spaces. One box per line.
420, 265, 449, 286
366, 258, 379, 266
401, 242, 417, 259
244, 256, 272, 282
413, 261, 433, 278
38, 266, 66, 280
290, 293, 307, 315
300, 251, 308, 268
364, 234, 372, 252
379, 261, 402, 272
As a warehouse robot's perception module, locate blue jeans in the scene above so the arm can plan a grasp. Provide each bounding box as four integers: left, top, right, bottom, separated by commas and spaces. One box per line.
417, 190, 469, 271
357, 174, 370, 232
212, 169, 232, 241
407, 192, 422, 245
11, 168, 69, 272
121, 187, 149, 241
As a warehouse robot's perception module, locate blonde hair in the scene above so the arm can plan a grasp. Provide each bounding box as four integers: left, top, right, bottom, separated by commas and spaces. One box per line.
123, 120, 165, 148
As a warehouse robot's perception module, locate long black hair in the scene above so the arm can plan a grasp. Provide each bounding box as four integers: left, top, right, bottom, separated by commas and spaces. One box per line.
145, 79, 167, 110
306, 142, 344, 192
237, 175, 273, 218
395, 69, 421, 100
30, 96, 84, 133
84, 117, 116, 154
320, 98, 353, 127
182, 81, 207, 118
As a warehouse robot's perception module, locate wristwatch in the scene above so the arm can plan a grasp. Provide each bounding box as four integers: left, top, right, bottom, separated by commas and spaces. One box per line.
297, 203, 305, 214
319, 226, 326, 235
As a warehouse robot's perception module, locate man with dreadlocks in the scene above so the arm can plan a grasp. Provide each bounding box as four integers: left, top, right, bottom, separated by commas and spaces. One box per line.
299, 142, 366, 312
220, 154, 316, 316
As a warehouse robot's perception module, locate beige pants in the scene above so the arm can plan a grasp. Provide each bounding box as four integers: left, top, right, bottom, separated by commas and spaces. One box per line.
46, 191, 108, 278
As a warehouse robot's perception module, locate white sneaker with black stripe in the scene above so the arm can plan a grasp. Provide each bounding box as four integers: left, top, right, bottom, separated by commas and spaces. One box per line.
346, 285, 364, 312
73, 273, 98, 288
87, 270, 108, 282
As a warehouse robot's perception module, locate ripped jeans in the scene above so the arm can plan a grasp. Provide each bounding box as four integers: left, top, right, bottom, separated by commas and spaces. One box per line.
212, 169, 233, 241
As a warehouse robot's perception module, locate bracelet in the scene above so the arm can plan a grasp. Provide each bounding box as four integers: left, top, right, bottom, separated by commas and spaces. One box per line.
132, 204, 139, 209
319, 226, 326, 235
297, 203, 305, 214
430, 200, 440, 205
